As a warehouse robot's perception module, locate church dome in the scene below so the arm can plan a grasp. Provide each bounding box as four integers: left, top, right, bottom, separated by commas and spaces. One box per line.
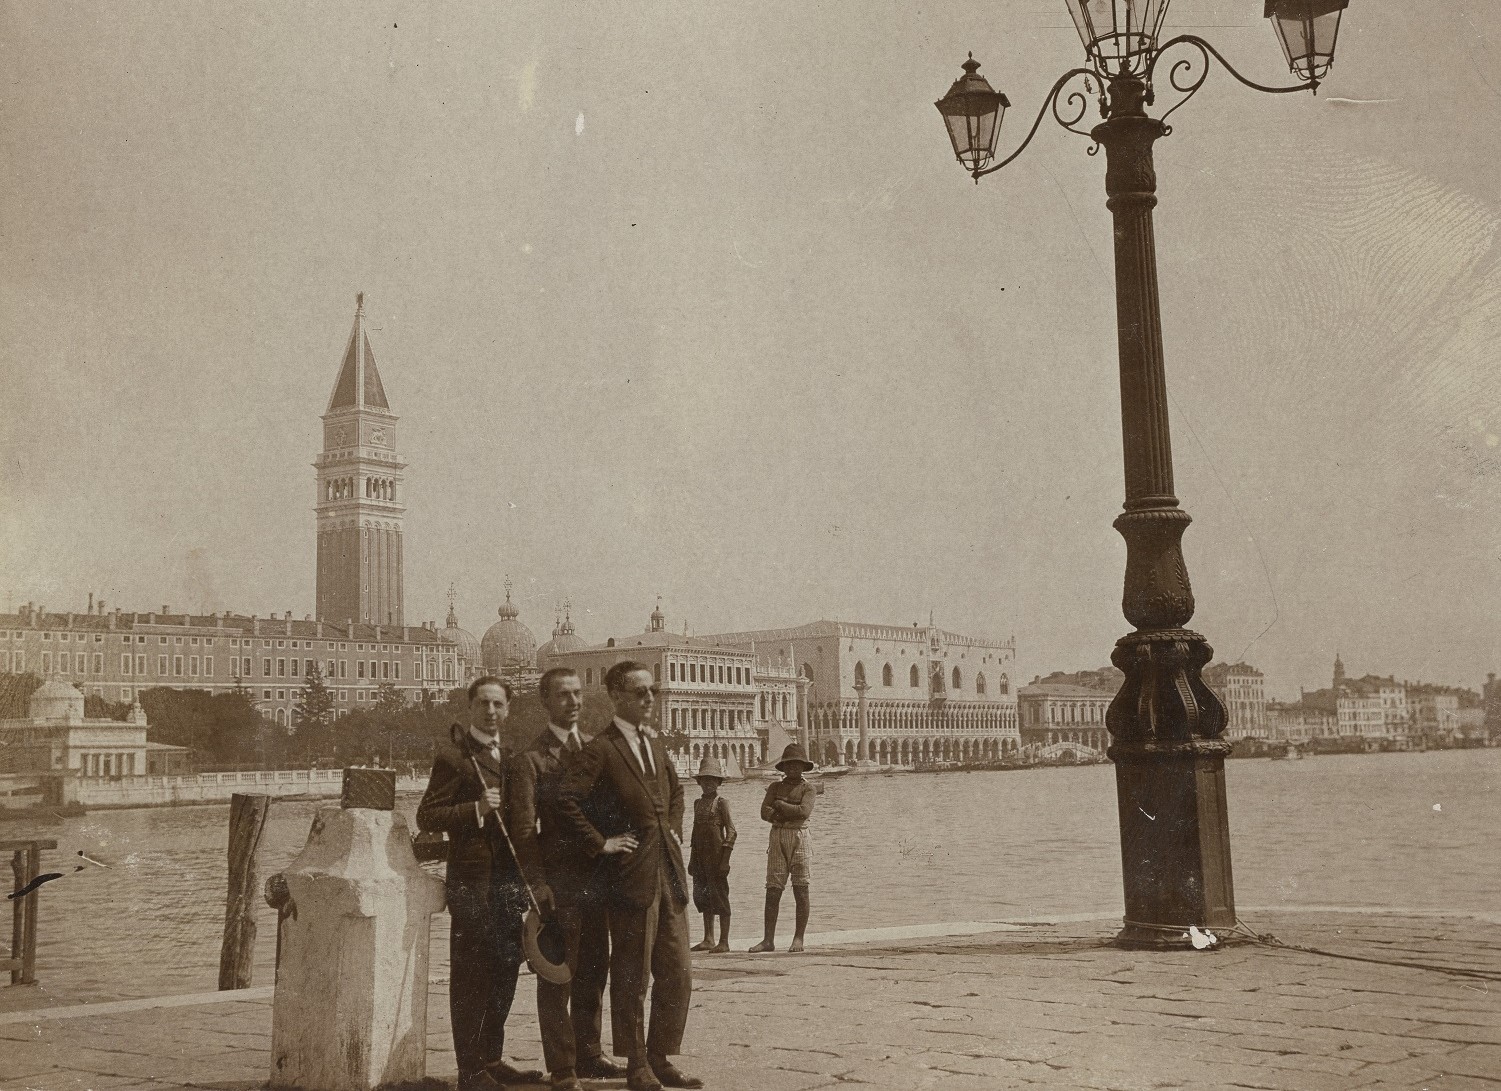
440, 602, 482, 668
481, 580, 537, 674
536, 604, 586, 667
29, 678, 85, 723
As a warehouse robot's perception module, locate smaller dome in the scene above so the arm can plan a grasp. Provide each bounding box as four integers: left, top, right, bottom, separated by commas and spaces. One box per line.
481, 579, 536, 673
441, 602, 481, 667
536, 605, 586, 667
29, 678, 84, 723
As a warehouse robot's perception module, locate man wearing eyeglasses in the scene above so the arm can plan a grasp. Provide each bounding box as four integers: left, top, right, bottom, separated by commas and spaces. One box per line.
558, 661, 700, 1091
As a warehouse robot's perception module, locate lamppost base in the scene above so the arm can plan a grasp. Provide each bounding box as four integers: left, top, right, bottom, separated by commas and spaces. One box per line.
1109, 735, 1237, 943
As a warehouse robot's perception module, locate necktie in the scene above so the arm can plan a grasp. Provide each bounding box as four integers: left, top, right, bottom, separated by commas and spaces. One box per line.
639, 737, 654, 777
566, 730, 582, 754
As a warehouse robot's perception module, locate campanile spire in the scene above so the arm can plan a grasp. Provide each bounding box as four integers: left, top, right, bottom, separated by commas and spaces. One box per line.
315, 294, 406, 625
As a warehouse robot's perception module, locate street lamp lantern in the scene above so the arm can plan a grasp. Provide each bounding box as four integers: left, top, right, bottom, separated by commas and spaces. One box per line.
1265, 0, 1348, 87
1064, 0, 1173, 77
933, 5, 1352, 948
935, 54, 1010, 173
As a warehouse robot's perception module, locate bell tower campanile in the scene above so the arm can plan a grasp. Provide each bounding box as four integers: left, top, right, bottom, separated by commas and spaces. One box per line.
315, 294, 406, 626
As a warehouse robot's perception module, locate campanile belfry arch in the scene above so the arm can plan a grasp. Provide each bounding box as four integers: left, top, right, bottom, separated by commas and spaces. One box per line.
315, 293, 406, 626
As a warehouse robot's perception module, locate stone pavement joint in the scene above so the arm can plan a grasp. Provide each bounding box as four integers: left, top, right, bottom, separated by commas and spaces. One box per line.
3, 910, 1500, 1091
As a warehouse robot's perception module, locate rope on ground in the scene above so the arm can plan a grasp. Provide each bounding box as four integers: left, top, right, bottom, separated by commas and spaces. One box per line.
1230, 917, 1501, 983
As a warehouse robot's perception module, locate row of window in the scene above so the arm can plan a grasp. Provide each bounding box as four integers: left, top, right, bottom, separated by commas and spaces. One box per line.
669, 707, 753, 732
95, 683, 433, 705
666, 660, 750, 685
1025, 703, 1107, 726
80, 752, 137, 777
0, 650, 457, 684
226, 638, 419, 652
759, 691, 792, 720
1, 632, 452, 656
260, 688, 400, 703
854, 661, 1008, 695
6, 631, 109, 642
229, 657, 458, 682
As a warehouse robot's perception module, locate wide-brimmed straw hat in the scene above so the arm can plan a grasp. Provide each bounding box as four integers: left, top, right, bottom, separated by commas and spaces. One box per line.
523, 908, 572, 985
774, 743, 816, 773
695, 755, 727, 781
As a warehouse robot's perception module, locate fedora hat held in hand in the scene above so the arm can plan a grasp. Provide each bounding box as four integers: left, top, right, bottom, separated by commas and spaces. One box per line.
524, 908, 573, 985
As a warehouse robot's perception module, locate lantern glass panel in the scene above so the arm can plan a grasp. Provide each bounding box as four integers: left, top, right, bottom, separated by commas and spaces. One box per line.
935, 59, 1009, 172
1266, 0, 1346, 83
1064, 0, 1171, 77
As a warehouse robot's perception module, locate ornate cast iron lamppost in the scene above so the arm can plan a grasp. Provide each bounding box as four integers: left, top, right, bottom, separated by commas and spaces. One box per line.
935, 0, 1348, 949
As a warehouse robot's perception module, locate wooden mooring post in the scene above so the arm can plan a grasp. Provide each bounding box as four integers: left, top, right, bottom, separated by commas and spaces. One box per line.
219, 793, 271, 990
4, 839, 57, 986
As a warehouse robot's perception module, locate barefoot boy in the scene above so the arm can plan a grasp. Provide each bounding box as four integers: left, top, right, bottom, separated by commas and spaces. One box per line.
749, 743, 815, 953
688, 755, 736, 953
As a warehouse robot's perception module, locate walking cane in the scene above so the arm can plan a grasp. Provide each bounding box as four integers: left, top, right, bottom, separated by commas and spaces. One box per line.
468, 753, 546, 918
469, 751, 573, 986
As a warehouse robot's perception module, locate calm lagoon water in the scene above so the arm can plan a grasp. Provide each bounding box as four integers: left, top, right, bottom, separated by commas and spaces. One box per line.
5, 748, 1496, 1006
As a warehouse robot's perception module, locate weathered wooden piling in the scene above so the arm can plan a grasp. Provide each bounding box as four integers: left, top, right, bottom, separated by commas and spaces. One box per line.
218, 793, 271, 990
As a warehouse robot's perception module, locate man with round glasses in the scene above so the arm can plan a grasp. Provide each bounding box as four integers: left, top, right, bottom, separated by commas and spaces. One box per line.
558, 661, 700, 1091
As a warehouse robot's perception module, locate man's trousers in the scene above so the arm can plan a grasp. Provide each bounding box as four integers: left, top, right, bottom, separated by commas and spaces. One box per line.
606, 867, 692, 1068
535, 901, 610, 1075
448, 878, 526, 1078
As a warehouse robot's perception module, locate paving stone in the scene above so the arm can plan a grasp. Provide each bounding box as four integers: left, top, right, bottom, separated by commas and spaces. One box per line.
1437, 1043, 1501, 1081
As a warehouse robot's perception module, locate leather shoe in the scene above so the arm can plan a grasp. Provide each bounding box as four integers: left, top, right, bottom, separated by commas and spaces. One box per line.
485, 1059, 546, 1086
626, 1068, 663, 1091
650, 1062, 704, 1089
550, 1074, 584, 1091
576, 1055, 626, 1079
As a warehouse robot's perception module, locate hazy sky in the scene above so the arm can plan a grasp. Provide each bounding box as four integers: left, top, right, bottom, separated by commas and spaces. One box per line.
4, 2, 1499, 700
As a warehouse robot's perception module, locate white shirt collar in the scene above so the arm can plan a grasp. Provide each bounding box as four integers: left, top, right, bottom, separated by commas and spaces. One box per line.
547, 723, 579, 748
469, 726, 501, 751
612, 717, 656, 742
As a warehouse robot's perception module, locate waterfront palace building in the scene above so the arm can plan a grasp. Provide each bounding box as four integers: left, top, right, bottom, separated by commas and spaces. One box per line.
1017, 681, 1111, 761
539, 601, 803, 773
700, 618, 1020, 766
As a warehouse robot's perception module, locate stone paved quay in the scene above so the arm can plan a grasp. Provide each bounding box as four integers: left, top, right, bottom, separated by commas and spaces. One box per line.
3, 909, 1499, 1091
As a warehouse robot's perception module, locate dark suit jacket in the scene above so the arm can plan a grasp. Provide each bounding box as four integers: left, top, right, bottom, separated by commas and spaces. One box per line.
416, 722, 541, 894
511, 728, 596, 905
557, 722, 689, 910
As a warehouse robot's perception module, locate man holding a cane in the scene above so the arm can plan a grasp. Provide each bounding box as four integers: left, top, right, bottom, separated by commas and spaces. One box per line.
417, 675, 549, 1090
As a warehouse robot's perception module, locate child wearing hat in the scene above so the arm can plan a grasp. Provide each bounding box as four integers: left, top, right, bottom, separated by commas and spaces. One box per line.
688, 754, 737, 953
749, 743, 816, 953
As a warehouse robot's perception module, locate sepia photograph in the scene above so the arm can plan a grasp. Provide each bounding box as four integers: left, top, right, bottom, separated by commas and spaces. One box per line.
1, 2, 1499, 1089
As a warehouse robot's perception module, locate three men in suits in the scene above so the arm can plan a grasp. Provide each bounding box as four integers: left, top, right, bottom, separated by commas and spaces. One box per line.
510, 668, 625, 1091
416, 676, 547, 1091
558, 661, 703, 1091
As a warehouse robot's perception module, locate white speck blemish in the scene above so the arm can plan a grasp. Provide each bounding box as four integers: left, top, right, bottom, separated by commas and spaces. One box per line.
576, 113, 585, 136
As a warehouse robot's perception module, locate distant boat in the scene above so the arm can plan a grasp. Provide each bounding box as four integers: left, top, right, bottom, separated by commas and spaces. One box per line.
759, 765, 849, 782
